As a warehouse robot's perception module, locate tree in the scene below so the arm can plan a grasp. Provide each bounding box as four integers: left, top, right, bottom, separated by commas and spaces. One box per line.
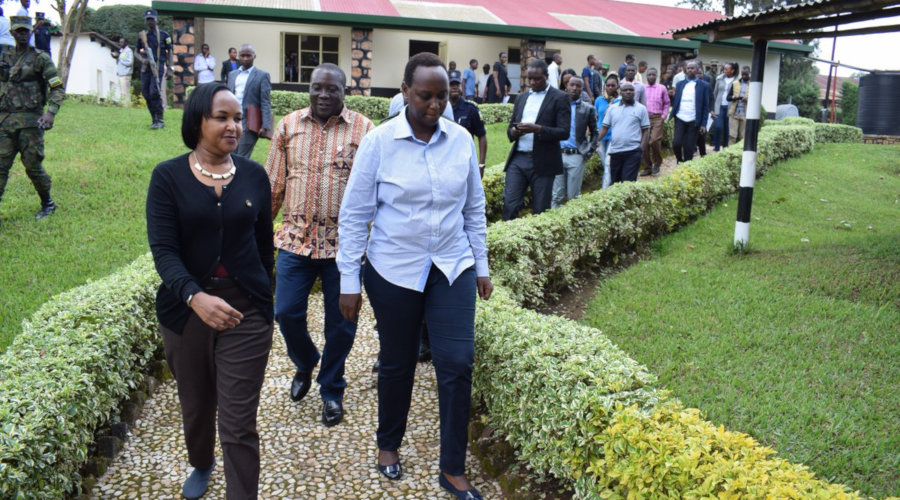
840, 80, 858, 126
82, 4, 173, 49
777, 78, 819, 119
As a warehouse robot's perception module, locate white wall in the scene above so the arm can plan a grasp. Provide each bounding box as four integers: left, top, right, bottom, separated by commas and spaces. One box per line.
699, 45, 781, 112
202, 19, 353, 85
51, 35, 120, 99
196, 18, 785, 110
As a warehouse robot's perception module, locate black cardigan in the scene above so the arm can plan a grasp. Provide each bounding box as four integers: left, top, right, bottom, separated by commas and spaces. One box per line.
146, 153, 274, 333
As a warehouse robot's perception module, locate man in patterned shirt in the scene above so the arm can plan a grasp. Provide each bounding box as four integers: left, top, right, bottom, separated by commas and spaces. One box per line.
265, 63, 375, 426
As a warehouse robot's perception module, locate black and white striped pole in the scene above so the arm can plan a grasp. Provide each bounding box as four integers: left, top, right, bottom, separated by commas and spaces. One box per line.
734, 39, 769, 249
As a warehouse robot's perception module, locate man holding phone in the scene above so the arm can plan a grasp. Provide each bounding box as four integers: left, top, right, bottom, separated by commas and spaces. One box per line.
502, 59, 570, 220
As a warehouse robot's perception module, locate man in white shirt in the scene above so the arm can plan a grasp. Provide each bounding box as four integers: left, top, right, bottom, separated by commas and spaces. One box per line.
547, 53, 562, 90
111, 37, 133, 106
669, 60, 711, 163
227, 44, 272, 157
193, 43, 216, 85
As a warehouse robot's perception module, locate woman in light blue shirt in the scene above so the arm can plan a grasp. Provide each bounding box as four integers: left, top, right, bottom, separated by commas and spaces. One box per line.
337, 52, 492, 500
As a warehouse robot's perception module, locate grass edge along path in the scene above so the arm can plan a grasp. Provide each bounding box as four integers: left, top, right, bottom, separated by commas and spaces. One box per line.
582, 143, 900, 497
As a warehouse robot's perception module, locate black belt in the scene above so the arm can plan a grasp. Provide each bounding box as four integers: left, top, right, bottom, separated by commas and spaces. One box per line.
515, 150, 534, 156
561, 148, 580, 155
204, 276, 237, 290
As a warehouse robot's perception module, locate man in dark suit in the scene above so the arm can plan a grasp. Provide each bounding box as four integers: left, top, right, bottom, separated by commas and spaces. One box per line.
669, 60, 710, 163
227, 44, 272, 158
502, 59, 571, 221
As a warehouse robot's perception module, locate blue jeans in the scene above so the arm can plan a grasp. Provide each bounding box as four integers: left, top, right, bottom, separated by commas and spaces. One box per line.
274, 251, 356, 401
365, 263, 476, 476
713, 104, 730, 150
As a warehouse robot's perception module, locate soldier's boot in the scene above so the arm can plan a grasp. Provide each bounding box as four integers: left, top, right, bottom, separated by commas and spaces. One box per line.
150, 113, 161, 129
157, 112, 165, 129
35, 191, 57, 220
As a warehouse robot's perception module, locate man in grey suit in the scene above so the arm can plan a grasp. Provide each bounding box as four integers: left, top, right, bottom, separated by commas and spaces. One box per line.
227, 44, 272, 157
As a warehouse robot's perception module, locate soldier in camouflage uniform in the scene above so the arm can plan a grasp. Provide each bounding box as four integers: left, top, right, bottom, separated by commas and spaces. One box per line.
0, 16, 63, 224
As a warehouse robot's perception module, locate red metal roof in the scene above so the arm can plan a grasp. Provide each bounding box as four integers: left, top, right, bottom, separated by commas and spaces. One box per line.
320, 0, 724, 39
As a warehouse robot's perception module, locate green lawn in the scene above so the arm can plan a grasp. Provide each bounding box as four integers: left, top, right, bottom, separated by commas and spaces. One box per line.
0, 103, 509, 348
582, 143, 900, 496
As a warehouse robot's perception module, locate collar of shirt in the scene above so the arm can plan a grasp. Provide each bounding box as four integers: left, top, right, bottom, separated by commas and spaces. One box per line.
393, 110, 449, 144
298, 105, 351, 127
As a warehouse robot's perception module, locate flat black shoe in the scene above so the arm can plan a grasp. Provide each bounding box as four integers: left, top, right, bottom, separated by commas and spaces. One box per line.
377, 459, 402, 480
439, 474, 483, 500
290, 370, 312, 402
321, 400, 343, 426
371, 359, 380, 373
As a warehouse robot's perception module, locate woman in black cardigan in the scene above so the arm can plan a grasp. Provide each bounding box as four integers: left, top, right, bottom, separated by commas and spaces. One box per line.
146, 82, 274, 500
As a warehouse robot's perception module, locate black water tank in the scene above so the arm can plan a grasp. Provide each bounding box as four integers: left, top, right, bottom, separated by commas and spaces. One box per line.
856, 72, 900, 135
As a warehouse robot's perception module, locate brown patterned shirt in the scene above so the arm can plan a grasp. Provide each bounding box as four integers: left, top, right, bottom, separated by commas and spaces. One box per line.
266, 106, 375, 258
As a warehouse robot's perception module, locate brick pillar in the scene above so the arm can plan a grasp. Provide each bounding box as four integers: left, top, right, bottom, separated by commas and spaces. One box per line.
350, 28, 373, 96
519, 39, 545, 93
171, 17, 197, 108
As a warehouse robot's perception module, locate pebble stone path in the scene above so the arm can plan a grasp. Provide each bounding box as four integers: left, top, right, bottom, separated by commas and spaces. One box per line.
91, 293, 503, 499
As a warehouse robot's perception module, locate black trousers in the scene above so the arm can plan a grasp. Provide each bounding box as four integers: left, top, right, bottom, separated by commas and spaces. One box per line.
364, 263, 476, 476
160, 282, 273, 500
672, 117, 699, 163
140, 67, 164, 117
609, 147, 643, 184
502, 151, 554, 221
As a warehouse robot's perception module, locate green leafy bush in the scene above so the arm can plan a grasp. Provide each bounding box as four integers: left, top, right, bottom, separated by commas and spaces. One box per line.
343, 95, 390, 121
765, 116, 815, 127
476, 103, 513, 124
0, 255, 160, 499
269, 91, 310, 116
840, 81, 858, 126
474, 287, 862, 499
814, 123, 863, 144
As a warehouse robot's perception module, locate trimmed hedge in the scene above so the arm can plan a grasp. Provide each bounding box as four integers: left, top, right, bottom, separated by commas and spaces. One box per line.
0, 255, 160, 498
474, 287, 862, 499
813, 123, 863, 144
0, 117, 867, 498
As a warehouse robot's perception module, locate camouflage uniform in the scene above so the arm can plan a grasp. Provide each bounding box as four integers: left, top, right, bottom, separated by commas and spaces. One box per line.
0, 38, 64, 213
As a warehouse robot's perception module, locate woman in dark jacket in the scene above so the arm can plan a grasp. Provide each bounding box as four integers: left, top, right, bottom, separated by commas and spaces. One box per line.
146, 82, 273, 500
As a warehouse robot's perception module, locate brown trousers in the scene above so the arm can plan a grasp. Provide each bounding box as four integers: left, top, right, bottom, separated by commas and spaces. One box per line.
642, 114, 665, 168
161, 283, 273, 500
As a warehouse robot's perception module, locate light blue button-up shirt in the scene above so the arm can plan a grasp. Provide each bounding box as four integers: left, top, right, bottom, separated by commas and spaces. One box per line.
337, 110, 489, 294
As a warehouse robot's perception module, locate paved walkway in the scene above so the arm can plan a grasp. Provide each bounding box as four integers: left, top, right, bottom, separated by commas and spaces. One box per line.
91, 294, 502, 499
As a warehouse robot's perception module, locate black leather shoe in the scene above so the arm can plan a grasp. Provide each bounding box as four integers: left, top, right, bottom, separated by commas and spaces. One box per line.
290, 370, 312, 402
651, 165, 661, 175
377, 459, 402, 480
371, 359, 380, 373
439, 474, 483, 500
321, 400, 343, 426
638, 168, 653, 176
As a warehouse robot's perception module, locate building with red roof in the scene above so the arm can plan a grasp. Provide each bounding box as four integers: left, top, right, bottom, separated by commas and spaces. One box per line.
153, 0, 810, 111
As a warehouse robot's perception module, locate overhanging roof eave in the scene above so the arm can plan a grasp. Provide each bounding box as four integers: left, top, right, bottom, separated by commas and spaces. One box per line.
696, 37, 813, 54
152, 1, 699, 51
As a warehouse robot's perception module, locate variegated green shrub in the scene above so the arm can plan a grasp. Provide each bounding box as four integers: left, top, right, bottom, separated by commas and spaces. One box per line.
814, 123, 863, 144
0, 255, 160, 499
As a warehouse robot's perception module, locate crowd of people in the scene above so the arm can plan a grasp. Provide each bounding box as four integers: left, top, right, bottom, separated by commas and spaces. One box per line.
497, 51, 753, 218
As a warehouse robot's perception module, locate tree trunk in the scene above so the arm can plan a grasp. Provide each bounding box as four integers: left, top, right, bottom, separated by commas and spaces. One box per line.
53, 0, 91, 90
